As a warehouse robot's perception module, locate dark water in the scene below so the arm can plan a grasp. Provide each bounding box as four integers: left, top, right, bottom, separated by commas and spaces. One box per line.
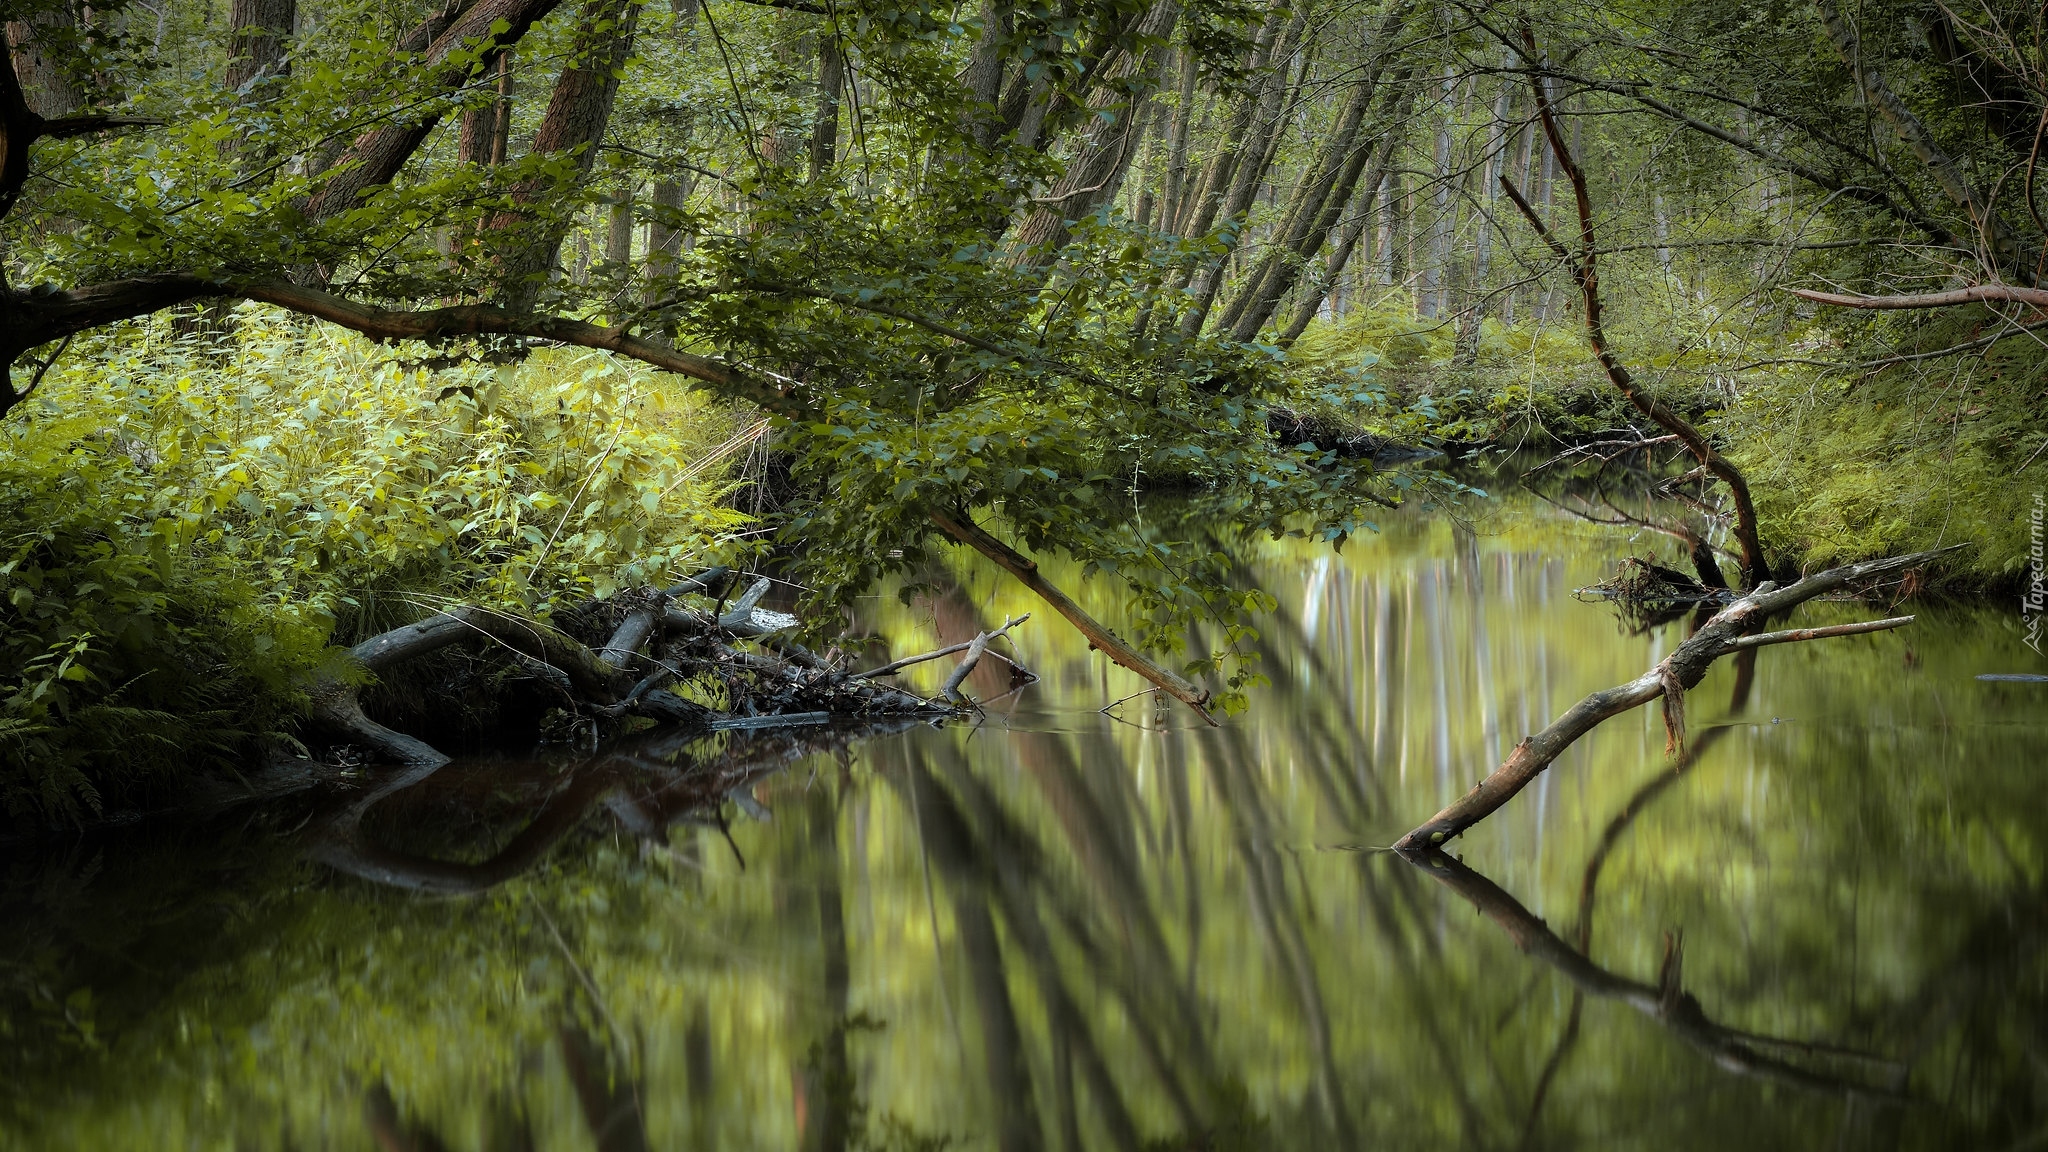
4, 491, 2046, 1150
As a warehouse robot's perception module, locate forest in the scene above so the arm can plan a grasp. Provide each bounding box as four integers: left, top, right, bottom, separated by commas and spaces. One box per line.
0, 0, 2039, 815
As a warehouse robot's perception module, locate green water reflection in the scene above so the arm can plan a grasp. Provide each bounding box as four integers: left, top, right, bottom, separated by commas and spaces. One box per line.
3, 491, 2045, 1150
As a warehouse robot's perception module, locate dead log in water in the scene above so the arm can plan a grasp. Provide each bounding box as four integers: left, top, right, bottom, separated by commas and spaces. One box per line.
1391, 548, 1954, 854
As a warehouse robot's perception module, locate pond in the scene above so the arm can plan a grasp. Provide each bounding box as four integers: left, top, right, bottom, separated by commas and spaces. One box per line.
3, 481, 2044, 1150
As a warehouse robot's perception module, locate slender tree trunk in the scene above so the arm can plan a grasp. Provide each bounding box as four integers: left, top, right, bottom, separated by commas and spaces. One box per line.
1533, 81, 1557, 321
1375, 170, 1399, 291
1418, 67, 1458, 320
809, 32, 844, 180
459, 50, 514, 164
1158, 46, 1197, 232
1224, 22, 1414, 342
1503, 119, 1534, 323
646, 174, 691, 283
1276, 101, 1411, 347
1176, 9, 1309, 336
607, 187, 635, 264
1454, 70, 1513, 366
961, 0, 1011, 147
1653, 187, 1672, 276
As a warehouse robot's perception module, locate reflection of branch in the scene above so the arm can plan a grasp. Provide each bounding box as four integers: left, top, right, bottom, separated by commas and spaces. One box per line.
311, 722, 909, 893
312, 765, 616, 894
1404, 849, 1909, 1098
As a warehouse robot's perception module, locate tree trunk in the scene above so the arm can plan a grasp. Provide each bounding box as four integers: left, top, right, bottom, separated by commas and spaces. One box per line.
961, 0, 1011, 147
458, 50, 514, 164
809, 32, 844, 180
1009, 0, 1180, 263
1158, 46, 1197, 232
225, 0, 295, 92
7, 5, 82, 119
306, 0, 568, 225
1223, 22, 1414, 342
488, 0, 640, 310
1275, 108, 1410, 347
1453, 70, 1513, 366
607, 187, 635, 264
1175, 9, 1309, 336
646, 176, 691, 282
1418, 67, 1458, 320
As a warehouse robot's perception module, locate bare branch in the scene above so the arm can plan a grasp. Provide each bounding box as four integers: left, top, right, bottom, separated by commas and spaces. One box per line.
1789, 284, 2048, 309
1392, 548, 1953, 852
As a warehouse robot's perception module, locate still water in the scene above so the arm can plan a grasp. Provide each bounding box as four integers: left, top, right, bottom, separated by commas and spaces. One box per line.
3, 489, 2045, 1150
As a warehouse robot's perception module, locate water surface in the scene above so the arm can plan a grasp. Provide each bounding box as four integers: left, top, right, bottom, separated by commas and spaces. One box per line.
4, 489, 2044, 1150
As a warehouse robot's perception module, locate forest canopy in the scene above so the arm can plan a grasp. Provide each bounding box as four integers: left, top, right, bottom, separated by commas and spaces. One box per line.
0, 0, 2040, 814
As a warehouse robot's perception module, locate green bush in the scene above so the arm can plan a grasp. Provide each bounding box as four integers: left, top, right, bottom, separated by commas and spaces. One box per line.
0, 308, 754, 820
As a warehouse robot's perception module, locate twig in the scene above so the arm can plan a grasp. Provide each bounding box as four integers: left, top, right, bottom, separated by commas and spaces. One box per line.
1721, 615, 1914, 650
847, 614, 1030, 681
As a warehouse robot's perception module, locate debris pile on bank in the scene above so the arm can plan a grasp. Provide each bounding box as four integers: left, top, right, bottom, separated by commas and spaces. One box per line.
308, 567, 1029, 769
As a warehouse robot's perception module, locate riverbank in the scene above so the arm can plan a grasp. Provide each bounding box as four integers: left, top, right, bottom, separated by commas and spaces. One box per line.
1282, 295, 2042, 597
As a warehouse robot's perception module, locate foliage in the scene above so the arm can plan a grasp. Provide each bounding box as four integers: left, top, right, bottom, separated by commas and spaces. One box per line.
0, 312, 753, 817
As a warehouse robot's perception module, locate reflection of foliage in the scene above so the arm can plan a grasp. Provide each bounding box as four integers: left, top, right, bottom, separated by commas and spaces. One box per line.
1, 494, 2042, 1149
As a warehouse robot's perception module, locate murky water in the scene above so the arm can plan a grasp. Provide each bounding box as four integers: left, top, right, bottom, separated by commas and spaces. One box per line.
4, 487, 2045, 1150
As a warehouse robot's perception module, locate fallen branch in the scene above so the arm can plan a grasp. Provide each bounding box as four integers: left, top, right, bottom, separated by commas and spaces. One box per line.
928, 509, 1217, 724
1787, 284, 2048, 310
846, 614, 1032, 682
1391, 549, 1950, 853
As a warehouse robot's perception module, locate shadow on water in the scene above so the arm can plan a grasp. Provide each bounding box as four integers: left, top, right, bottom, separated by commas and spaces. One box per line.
2, 485, 2046, 1149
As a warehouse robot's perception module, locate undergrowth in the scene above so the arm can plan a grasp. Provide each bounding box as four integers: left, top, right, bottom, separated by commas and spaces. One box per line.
0, 306, 755, 821
1287, 292, 2042, 587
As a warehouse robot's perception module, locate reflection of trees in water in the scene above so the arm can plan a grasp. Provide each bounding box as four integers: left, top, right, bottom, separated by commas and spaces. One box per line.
882, 563, 2048, 1148
8, 510, 2047, 1150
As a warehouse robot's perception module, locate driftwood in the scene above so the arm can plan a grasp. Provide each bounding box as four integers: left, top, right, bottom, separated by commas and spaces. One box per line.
1391, 549, 1949, 853
309, 569, 985, 770
847, 614, 1033, 683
